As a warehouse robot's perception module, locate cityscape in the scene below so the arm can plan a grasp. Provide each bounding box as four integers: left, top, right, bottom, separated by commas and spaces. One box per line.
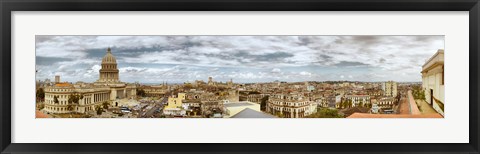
35, 36, 445, 118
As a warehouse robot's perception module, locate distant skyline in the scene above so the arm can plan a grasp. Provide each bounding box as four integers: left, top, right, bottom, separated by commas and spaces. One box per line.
35, 35, 444, 83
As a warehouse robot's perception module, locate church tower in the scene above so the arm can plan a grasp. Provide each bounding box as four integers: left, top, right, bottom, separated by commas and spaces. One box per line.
97, 47, 120, 83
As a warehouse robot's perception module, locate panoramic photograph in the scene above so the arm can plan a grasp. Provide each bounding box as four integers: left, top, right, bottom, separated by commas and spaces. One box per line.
35, 35, 445, 118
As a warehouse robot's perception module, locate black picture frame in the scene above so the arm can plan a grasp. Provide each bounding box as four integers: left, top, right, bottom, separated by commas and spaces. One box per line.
1, 0, 479, 153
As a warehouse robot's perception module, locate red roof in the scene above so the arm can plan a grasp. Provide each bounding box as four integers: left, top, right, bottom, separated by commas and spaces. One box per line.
347, 113, 443, 118
36, 110, 49, 118
55, 82, 72, 87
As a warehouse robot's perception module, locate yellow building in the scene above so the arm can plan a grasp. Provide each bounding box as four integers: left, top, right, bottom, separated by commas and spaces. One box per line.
422, 49, 444, 116
166, 93, 186, 109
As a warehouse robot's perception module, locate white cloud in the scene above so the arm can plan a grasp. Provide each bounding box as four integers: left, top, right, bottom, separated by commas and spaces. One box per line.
300, 71, 312, 76
36, 35, 444, 82
271, 68, 281, 73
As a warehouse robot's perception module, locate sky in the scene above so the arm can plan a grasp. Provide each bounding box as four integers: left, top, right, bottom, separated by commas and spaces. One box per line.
35, 35, 444, 83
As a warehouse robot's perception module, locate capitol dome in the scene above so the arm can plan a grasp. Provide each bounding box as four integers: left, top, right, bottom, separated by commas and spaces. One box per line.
102, 47, 117, 64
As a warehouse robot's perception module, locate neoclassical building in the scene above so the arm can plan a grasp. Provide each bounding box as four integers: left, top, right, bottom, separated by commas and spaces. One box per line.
43, 48, 137, 114
266, 93, 317, 118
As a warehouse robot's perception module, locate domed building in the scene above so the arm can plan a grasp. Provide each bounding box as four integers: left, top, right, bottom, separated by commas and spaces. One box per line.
43, 48, 137, 115
98, 47, 120, 83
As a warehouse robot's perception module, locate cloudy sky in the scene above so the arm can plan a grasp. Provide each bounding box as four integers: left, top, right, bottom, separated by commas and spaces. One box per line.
35, 35, 444, 83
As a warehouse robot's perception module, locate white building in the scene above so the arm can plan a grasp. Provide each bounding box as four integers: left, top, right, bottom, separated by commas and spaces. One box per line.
266, 94, 317, 118
344, 95, 371, 107
43, 48, 137, 114
422, 49, 444, 116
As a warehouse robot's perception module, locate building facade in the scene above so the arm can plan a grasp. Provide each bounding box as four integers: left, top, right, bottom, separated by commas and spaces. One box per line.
343, 95, 371, 107
43, 48, 137, 114
266, 94, 317, 118
422, 49, 444, 116
382, 81, 398, 97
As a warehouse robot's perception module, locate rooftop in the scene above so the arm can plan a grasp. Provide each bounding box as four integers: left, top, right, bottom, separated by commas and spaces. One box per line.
422, 49, 444, 72
36, 110, 49, 118
231, 108, 277, 118
54, 82, 73, 87
224, 102, 255, 107
347, 113, 442, 118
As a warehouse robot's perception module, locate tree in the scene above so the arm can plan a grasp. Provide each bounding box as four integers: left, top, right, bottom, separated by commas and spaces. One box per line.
68, 93, 81, 104
36, 103, 45, 110
68, 94, 74, 104
260, 96, 269, 111
96, 106, 103, 115
359, 100, 364, 107
347, 100, 353, 108
67, 104, 74, 112
307, 108, 343, 118
102, 101, 109, 109
53, 96, 59, 104
36, 88, 45, 102
275, 112, 284, 118
137, 89, 146, 97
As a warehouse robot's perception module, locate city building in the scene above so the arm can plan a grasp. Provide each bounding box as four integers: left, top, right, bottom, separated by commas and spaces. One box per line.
208, 76, 214, 86
227, 79, 234, 87
422, 49, 444, 116
343, 95, 371, 107
382, 81, 398, 97
163, 93, 187, 116
55, 75, 60, 83
43, 48, 137, 114
266, 94, 317, 118
376, 97, 395, 109
140, 84, 168, 97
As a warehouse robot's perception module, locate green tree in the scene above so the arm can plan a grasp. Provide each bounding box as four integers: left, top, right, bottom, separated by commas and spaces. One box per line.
307, 108, 343, 118
275, 112, 284, 118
